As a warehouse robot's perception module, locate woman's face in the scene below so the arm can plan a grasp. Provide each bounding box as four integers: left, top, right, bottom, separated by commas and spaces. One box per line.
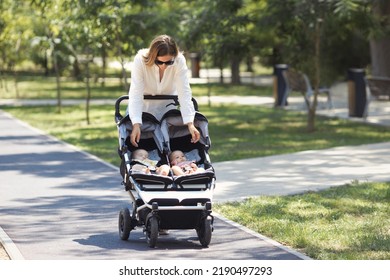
155, 55, 175, 69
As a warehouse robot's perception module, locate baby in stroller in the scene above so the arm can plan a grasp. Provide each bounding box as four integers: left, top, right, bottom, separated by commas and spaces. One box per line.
131, 149, 170, 176
169, 150, 205, 176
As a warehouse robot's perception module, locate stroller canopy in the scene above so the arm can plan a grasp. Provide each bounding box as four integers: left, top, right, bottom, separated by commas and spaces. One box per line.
160, 109, 211, 154
119, 112, 165, 153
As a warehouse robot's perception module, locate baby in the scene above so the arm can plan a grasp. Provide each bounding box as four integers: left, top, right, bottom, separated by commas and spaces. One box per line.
131, 149, 170, 176
169, 150, 205, 176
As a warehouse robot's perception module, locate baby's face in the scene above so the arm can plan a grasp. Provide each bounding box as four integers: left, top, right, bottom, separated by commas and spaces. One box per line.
170, 151, 186, 164
134, 150, 148, 160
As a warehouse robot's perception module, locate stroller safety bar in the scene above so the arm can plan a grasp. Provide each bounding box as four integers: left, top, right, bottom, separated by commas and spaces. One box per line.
115, 95, 199, 123
137, 204, 210, 211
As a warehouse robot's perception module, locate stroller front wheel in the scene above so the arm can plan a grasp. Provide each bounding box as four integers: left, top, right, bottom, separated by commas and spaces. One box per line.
197, 217, 212, 247
118, 207, 132, 240
145, 215, 159, 248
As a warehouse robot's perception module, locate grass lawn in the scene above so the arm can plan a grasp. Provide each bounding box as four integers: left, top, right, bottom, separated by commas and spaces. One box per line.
215, 181, 390, 260
0, 76, 271, 99
0, 76, 126, 99
2, 78, 390, 260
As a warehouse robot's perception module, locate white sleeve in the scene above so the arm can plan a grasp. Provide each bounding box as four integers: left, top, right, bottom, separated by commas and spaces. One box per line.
128, 52, 145, 124
175, 54, 195, 124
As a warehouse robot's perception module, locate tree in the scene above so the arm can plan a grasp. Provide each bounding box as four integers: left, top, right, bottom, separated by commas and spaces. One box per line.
259, 0, 333, 131
65, 1, 99, 124
30, 0, 75, 113
184, 0, 253, 84
256, 0, 389, 131
0, 0, 34, 98
2, 0, 387, 108
368, 0, 390, 77
258, 0, 359, 83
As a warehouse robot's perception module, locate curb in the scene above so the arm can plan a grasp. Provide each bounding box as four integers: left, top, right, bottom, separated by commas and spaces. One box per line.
0, 226, 24, 260
213, 212, 312, 260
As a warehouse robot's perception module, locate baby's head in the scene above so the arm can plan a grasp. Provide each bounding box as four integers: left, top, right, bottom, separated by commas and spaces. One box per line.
132, 149, 149, 160
169, 150, 186, 165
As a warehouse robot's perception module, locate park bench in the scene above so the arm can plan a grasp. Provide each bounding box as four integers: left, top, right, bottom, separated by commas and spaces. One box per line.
366, 76, 390, 100
282, 68, 334, 110
363, 76, 390, 118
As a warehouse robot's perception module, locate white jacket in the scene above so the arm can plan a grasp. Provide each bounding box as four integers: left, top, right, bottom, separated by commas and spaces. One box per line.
128, 49, 195, 124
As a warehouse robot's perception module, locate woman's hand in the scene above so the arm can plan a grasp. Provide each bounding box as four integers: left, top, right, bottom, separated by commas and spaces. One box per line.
130, 123, 141, 147
187, 122, 200, 143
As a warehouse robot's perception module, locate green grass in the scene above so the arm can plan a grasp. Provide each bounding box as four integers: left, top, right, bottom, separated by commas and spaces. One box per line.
0, 76, 126, 99
191, 83, 272, 97
215, 181, 390, 260
0, 76, 272, 99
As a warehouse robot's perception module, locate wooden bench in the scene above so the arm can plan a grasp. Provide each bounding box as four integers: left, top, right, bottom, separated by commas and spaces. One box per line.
366, 76, 390, 100
282, 69, 333, 110
363, 76, 390, 118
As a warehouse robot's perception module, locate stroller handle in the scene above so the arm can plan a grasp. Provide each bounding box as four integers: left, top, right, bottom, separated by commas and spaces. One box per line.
115, 95, 199, 123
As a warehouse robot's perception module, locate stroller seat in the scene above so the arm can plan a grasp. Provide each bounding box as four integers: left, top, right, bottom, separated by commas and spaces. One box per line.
173, 169, 215, 189
130, 173, 173, 190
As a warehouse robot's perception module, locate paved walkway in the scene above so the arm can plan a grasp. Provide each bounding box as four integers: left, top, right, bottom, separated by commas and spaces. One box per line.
213, 142, 390, 202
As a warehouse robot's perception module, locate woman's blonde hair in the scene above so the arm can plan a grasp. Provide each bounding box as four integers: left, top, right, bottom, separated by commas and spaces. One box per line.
143, 35, 179, 66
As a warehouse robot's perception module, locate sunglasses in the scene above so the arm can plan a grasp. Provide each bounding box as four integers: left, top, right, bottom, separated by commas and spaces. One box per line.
155, 59, 175, 66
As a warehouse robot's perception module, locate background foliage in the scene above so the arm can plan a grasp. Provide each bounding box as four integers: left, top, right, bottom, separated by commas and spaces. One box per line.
1, 0, 389, 87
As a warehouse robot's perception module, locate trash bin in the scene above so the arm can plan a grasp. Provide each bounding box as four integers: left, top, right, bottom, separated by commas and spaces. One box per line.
189, 53, 201, 78
273, 64, 288, 107
347, 68, 367, 117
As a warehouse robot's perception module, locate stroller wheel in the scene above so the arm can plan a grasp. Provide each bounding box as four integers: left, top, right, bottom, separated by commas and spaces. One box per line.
146, 216, 159, 248
118, 208, 132, 240
197, 217, 212, 247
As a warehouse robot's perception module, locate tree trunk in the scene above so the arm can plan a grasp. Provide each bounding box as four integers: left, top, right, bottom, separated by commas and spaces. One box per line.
0, 70, 9, 94
53, 50, 62, 114
116, 32, 129, 91
85, 57, 91, 125
307, 107, 316, 132
219, 64, 224, 84
230, 57, 241, 85
307, 18, 322, 132
370, 1, 390, 77
0, 71, 4, 93
101, 45, 107, 87
44, 52, 49, 76
73, 58, 82, 81
120, 57, 129, 91
246, 56, 253, 72
13, 69, 19, 99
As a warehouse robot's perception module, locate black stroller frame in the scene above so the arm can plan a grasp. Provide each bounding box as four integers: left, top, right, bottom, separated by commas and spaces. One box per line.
115, 95, 216, 248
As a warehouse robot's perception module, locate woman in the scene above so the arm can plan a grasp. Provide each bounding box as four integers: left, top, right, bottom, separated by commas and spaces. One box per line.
128, 34, 200, 147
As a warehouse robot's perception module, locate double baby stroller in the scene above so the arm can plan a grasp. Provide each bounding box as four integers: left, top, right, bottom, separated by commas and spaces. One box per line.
115, 95, 216, 248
